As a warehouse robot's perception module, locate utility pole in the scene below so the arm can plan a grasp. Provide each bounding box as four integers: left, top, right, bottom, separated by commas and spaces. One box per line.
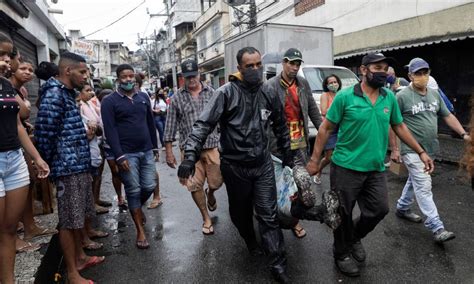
149, 0, 178, 89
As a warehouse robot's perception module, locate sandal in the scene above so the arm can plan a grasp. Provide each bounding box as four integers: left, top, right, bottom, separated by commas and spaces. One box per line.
89, 230, 109, 239
95, 205, 109, 214
136, 239, 150, 249
147, 199, 163, 209
83, 241, 103, 250
77, 256, 105, 272
16, 241, 42, 253
202, 224, 214, 235
205, 188, 217, 212
97, 200, 112, 207
118, 200, 128, 211
23, 227, 58, 241
291, 226, 307, 239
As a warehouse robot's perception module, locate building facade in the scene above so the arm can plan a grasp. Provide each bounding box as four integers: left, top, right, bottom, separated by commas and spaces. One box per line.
0, 0, 67, 120
194, 0, 231, 88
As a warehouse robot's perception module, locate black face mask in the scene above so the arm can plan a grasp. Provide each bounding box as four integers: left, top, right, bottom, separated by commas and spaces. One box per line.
242, 67, 263, 86
366, 70, 388, 89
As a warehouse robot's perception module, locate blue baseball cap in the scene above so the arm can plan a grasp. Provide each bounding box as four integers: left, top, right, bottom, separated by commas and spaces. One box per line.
406, 58, 430, 73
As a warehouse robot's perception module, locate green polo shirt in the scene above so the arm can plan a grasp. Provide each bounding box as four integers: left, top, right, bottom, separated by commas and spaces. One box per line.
326, 83, 403, 172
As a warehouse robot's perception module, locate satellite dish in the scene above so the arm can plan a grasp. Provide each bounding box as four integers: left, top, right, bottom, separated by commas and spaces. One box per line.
226, 0, 248, 6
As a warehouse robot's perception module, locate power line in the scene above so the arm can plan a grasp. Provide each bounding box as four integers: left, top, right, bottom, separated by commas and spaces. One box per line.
80, 0, 146, 39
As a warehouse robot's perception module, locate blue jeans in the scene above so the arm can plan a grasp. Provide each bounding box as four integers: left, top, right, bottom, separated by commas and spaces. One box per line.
154, 115, 166, 147
396, 153, 444, 233
119, 150, 157, 210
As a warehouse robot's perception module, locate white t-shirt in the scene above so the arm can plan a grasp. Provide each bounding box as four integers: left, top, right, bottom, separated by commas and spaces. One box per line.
153, 98, 168, 112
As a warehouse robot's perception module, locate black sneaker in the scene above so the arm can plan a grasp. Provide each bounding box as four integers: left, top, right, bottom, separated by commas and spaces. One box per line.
433, 228, 455, 243
351, 240, 366, 262
335, 256, 360, 277
396, 209, 422, 223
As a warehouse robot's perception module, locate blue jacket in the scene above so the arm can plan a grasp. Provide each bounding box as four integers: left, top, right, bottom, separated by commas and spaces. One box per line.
35, 78, 91, 179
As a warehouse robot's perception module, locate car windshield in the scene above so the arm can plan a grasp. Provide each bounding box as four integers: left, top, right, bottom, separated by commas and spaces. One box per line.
302, 67, 360, 92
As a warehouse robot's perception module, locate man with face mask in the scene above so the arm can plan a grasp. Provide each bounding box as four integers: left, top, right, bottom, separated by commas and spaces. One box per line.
306, 53, 434, 277
386, 66, 409, 93
164, 59, 223, 235
177, 47, 292, 283
101, 64, 158, 249
389, 58, 469, 243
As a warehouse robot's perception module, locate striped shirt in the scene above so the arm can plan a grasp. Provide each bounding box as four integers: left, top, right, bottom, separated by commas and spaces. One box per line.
164, 83, 219, 150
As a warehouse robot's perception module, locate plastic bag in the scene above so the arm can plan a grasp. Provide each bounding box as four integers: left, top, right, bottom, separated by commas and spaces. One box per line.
272, 155, 299, 229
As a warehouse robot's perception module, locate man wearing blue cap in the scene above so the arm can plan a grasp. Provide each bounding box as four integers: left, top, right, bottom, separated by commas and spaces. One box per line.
389, 57, 469, 243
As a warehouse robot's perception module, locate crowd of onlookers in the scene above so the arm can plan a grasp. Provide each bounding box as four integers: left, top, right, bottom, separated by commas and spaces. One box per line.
3, 28, 474, 284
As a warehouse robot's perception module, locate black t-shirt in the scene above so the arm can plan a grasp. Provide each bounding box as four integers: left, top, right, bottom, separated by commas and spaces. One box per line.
0, 77, 21, 151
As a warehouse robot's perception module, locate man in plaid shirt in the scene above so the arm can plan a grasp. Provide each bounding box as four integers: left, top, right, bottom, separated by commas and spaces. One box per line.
164, 59, 223, 235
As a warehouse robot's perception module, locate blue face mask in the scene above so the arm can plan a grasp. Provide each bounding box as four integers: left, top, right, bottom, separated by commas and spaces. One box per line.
119, 81, 135, 92
386, 75, 396, 85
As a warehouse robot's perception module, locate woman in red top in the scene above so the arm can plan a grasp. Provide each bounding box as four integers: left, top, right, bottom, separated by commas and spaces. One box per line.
314, 74, 342, 184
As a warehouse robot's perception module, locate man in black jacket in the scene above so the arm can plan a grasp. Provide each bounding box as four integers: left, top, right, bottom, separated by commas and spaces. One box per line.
178, 47, 292, 283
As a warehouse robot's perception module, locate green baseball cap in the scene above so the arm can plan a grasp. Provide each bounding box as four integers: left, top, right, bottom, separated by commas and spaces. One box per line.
283, 48, 304, 62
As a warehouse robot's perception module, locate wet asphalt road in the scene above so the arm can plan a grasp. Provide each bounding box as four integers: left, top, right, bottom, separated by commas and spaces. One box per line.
46, 146, 474, 283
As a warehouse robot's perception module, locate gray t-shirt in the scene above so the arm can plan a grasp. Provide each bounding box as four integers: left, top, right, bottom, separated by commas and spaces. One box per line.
397, 85, 450, 155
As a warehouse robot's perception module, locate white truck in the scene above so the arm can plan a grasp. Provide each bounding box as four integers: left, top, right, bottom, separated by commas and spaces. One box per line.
224, 23, 334, 78
224, 23, 360, 149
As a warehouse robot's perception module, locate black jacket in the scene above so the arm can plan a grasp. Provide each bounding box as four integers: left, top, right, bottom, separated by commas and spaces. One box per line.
183, 73, 291, 166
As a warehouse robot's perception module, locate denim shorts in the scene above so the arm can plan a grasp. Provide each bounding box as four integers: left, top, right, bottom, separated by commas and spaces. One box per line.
0, 149, 30, 197
119, 150, 157, 210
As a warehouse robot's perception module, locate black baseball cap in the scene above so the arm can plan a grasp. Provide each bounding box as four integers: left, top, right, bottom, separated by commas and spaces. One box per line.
283, 48, 304, 62
181, 59, 198, 78
361, 52, 395, 66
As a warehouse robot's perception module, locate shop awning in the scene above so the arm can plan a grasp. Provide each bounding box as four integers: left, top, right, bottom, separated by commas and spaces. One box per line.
335, 34, 474, 60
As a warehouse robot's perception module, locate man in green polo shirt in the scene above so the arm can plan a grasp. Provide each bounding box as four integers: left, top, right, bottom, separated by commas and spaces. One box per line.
306, 53, 434, 277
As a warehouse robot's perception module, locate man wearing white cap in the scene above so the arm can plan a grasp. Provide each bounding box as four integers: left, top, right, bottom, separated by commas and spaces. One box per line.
390, 57, 469, 243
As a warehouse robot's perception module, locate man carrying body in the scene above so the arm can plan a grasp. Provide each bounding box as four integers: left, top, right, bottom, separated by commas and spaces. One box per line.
306, 53, 434, 277
390, 57, 469, 243
178, 47, 292, 283
265, 48, 336, 235
164, 59, 223, 235
101, 64, 158, 249
35, 52, 104, 284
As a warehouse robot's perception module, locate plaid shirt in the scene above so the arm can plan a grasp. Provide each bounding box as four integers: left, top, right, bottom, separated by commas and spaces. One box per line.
164, 83, 220, 150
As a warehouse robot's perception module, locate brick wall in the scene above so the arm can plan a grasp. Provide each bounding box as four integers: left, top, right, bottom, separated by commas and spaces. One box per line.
295, 0, 325, 16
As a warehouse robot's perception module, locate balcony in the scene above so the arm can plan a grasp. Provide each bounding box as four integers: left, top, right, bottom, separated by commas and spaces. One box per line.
176, 32, 194, 50
195, 0, 228, 33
